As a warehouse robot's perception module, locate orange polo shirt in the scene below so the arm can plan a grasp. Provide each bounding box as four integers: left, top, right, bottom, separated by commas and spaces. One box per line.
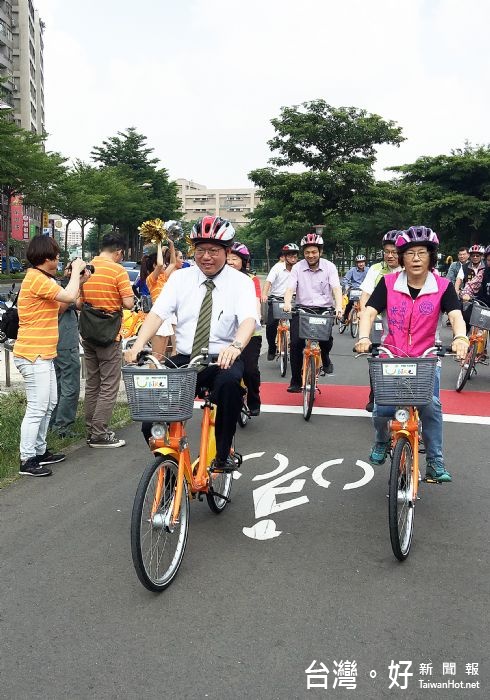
13, 268, 60, 361
81, 256, 133, 311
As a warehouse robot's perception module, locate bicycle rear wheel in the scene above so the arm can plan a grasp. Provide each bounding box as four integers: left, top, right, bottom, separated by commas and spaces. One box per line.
237, 403, 249, 428
350, 308, 359, 338
456, 343, 476, 392
206, 469, 233, 513
338, 319, 347, 334
131, 455, 189, 591
388, 437, 415, 561
279, 330, 288, 377
302, 354, 316, 421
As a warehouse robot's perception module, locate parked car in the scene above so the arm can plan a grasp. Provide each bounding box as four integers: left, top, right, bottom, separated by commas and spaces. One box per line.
122, 261, 139, 269
1, 257, 23, 273
127, 268, 139, 284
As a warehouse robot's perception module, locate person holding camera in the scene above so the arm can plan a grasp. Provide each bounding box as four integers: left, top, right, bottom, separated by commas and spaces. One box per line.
80, 234, 134, 448
14, 236, 89, 477
49, 262, 83, 438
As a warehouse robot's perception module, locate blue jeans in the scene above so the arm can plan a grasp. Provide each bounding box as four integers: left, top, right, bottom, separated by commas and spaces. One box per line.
14, 357, 58, 461
372, 366, 443, 462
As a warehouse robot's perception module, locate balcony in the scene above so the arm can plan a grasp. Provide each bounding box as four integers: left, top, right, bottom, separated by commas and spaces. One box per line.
0, 19, 12, 44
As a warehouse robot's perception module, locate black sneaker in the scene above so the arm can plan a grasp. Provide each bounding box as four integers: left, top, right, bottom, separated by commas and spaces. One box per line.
88, 434, 126, 448
37, 450, 65, 465
211, 455, 239, 473
323, 361, 334, 375
19, 457, 52, 477
267, 351, 275, 361
365, 402, 374, 412
287, 384, 302, 393
248, 407, 260, 416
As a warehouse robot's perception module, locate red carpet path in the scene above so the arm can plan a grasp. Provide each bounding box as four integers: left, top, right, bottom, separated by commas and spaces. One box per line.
260, 383, 490, 417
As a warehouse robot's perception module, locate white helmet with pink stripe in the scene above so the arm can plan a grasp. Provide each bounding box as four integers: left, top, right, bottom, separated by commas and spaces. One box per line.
190, 216, 235, 246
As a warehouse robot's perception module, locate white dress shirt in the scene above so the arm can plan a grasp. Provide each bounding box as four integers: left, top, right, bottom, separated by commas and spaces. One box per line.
266, 262, 292, 296
152, 264, 258, 355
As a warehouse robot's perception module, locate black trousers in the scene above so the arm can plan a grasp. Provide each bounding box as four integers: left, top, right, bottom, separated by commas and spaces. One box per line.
266, 303, 279, 353
142, 355, 244, 461
289, 312, 333, 386
241, 335, 262, 411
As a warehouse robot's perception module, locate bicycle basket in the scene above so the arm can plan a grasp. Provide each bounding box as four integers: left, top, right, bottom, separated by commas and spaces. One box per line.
368, 356, 437, 406
469, 303, 490, 331
122, 365, 198, 421
298, 312, 334, 341
348, 289, 362, 301
272, 301, 293, 320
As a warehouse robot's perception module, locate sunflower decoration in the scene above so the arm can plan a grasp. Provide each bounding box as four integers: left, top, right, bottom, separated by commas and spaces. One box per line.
138, 218, 167, 245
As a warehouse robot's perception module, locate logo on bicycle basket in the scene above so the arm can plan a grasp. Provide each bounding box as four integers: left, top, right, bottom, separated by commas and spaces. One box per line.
382, 363, 417, 377
134, 375, 168, 389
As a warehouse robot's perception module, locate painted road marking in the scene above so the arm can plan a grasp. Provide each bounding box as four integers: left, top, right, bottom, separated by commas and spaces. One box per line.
241, 452, 375, 541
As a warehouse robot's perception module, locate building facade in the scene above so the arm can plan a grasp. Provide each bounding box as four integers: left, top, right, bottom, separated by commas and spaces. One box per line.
176, 179, 260, 229
0, 0, 44, 133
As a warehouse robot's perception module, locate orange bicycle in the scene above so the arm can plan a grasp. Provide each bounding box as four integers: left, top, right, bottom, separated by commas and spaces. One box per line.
269, 296, 292, 377
338, 289, 362, 338
123, 351, 241, 591
365, 344, 449, 561
297, 307, 335, 421
456, 300, 490, 392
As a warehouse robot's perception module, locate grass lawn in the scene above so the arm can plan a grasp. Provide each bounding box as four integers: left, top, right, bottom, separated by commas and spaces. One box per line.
0, 392, 131, 486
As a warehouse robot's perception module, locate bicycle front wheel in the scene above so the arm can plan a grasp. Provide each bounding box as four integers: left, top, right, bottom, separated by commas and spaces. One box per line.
388, 437, 415, 561
350, 308, 359, 338
302, 354, 316, 421
455, 343, 476, 392
131, 455, 190, 591
279, 331, 288, 377
338, 319, 347, 334
237, 404, 249, 428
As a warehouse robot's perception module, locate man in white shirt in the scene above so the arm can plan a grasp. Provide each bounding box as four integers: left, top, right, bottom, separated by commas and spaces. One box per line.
126, 216, 257, 471
261, 243, 299, 359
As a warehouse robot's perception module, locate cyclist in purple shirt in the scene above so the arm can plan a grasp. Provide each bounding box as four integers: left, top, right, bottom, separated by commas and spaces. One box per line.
283, 233, 343, 392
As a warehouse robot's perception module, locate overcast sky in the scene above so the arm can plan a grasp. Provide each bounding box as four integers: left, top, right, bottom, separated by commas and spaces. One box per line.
35, 0, 490, 188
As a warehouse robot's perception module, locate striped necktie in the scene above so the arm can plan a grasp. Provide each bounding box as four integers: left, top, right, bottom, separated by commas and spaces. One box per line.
191, 278, 215, 361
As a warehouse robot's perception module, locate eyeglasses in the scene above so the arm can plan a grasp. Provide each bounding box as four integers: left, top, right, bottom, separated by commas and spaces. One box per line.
383, 250, 397, 257
194, 247, 223, 257
404, 250, 429, 259
470, 253, 482, 256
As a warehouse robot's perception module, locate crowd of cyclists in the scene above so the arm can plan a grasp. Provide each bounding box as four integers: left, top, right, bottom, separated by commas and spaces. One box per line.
12, 215, 490, 483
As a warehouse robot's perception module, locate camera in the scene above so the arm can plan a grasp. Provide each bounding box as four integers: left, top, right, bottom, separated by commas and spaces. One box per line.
81, 264, 95, 275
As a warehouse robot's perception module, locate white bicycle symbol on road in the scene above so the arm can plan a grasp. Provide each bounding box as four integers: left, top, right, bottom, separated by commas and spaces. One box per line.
234, 452, 375, 541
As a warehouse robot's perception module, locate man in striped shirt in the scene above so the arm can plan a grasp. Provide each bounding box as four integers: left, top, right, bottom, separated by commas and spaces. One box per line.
80, 234, 134, 447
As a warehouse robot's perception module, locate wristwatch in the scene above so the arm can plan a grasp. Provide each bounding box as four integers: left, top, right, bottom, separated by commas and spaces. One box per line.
231, 340, 243, 351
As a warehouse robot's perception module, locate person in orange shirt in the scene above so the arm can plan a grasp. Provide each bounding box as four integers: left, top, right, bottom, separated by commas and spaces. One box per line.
80, 234, 134, 448
14, 236, 89, 477
144, 239, 182, 357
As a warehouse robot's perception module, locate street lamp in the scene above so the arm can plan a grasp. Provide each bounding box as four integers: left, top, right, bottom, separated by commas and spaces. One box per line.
313, 224, 324, 236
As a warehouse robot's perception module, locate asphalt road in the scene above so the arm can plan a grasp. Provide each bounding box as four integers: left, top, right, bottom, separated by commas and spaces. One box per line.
0, 328, 487, 699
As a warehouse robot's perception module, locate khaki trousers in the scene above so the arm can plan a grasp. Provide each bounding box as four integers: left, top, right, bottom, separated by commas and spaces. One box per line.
82, 339, 122, 439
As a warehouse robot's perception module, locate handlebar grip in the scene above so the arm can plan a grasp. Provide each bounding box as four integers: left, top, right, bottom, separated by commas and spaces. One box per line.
136, 350, 150, 366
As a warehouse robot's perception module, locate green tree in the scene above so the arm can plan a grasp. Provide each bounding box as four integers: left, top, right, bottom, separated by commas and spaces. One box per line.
91, 128, 181, 255
248, 100, 404, 257
390, 143, 490, 249
0, 110, 67, 272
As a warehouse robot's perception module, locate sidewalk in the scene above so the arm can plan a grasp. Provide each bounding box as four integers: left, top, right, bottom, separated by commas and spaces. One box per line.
0, 345, 127, 400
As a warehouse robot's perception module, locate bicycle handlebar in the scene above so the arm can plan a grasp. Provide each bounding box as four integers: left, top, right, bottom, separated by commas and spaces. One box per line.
353, 343, 455, 358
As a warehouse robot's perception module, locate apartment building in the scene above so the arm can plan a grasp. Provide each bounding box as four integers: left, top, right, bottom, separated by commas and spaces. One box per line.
176, 179, 260, 229
0, 0, 44, 133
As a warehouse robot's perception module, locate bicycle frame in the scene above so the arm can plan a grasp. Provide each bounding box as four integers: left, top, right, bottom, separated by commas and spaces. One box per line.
301, 339, 322, 386
389, 406, 421, 499
148, 396, 217, 526
276, 318, 290, 351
